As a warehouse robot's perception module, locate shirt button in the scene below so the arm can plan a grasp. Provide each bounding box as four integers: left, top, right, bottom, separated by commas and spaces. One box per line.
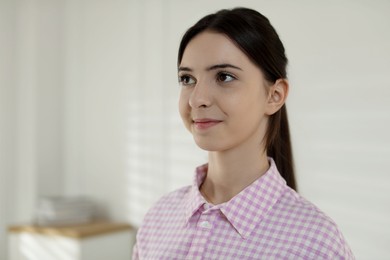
203, 204, 208, 210
199, 221, 212, 229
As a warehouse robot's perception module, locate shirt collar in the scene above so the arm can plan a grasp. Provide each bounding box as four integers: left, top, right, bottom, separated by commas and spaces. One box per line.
185, 164, 209, 221
185, 158, 288, 239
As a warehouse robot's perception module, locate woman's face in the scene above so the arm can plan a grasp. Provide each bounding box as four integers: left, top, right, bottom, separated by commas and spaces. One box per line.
178, 31, 272, 152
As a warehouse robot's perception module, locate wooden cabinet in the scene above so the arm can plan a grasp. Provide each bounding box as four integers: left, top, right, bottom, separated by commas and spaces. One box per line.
8, 222, 135, 260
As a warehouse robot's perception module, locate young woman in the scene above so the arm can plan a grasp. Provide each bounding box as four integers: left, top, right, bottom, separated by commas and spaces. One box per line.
133, 7, 354, 259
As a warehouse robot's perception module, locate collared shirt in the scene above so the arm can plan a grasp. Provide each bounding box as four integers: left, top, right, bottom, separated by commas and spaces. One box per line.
133, 159, 354, 259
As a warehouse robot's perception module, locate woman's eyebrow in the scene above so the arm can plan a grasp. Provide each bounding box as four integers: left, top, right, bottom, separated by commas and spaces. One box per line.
178, 63, 242, 72
206, 63, 242, 71
178, 66, 192, 72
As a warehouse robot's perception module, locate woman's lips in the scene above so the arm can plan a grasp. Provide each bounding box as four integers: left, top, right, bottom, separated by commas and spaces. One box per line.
193, 118, 222, 130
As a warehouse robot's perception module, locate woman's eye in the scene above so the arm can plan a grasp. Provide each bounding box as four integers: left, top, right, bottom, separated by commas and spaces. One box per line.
217, 72, 236, 83
178, 75, 196, 86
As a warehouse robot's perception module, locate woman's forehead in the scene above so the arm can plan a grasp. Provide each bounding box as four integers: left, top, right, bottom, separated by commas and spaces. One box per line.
180, 32, 250, 70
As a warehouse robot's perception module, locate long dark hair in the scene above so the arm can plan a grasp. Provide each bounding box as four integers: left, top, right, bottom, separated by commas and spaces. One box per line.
178, 7, 297, 191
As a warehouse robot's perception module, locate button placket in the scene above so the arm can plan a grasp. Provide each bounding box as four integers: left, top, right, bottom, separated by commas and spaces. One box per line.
187, 209, 216, 259
197, 207, 216, 229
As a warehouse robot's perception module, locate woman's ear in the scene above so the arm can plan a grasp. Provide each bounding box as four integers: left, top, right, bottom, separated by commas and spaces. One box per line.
265, 79, 289, 115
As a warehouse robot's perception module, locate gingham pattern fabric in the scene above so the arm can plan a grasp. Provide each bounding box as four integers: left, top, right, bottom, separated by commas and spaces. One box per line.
133, 159, 354, 259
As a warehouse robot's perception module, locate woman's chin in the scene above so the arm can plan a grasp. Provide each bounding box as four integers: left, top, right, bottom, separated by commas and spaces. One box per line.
193, 137, 227, 152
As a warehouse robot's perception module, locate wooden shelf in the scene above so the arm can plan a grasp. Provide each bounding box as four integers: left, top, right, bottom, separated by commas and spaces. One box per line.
8, 221, 133, 239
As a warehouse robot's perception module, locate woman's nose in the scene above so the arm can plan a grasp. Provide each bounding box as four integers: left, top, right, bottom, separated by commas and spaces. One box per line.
189, 81, 212, 108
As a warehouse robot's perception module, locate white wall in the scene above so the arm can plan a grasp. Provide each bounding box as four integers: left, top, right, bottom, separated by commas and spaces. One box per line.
283, 2, 390, 257
1, 0, 65, 258
62, 0, 135, 220
1, 0, 390, 259
0, 0, 17, 258
12, 0, 65, 219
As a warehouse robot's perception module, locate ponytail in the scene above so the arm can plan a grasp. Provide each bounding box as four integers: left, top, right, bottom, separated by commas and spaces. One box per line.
266, 105, 297, 191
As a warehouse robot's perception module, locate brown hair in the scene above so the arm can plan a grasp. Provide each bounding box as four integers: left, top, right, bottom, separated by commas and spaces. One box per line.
178, 7, 297, 190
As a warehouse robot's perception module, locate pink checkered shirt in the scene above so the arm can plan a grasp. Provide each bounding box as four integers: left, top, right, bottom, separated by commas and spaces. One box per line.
133, 158, 354, 259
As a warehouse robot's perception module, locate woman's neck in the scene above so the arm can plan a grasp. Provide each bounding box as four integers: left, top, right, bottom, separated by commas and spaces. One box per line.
201, 141, 269, 205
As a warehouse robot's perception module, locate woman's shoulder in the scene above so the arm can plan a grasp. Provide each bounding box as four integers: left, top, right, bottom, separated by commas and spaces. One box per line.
155, 185, 192, 207
270, 188, 354, 258
142, 185, 192, 221
279, 188, 340, 229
